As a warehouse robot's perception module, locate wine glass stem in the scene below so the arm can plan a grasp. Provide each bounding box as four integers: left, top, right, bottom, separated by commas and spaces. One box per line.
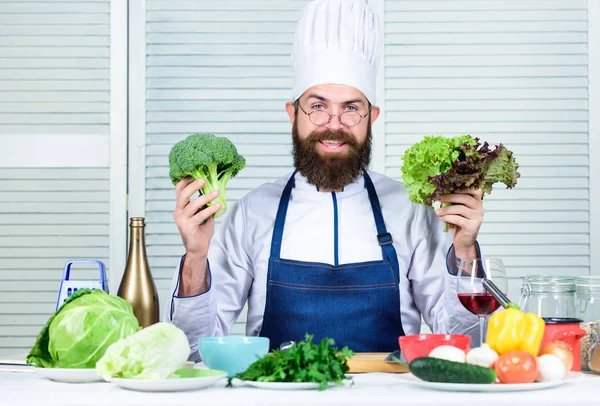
479, 315, 486, 347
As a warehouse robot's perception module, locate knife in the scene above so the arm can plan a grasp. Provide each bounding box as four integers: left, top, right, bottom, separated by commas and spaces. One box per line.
279, 341, 296, 352
384, 349, 403, 364
482, 278, 520, 310
0, 359, 28, 366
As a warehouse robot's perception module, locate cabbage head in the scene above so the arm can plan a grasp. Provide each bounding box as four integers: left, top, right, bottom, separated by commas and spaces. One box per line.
26, 289, 140, 368
96, 322, 190, 380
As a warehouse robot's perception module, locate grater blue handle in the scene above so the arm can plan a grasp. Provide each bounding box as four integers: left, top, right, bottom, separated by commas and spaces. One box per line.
61, 260, 107, 291
56, 260, 109, 311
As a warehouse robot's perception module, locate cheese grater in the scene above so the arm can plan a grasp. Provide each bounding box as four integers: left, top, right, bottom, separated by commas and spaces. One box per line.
56, 260, 108, 311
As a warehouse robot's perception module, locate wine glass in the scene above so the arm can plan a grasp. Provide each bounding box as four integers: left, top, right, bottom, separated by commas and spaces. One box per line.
456, 258, 508, 346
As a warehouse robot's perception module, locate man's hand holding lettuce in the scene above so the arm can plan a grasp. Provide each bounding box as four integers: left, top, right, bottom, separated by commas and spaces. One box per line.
400, 135, 520, 232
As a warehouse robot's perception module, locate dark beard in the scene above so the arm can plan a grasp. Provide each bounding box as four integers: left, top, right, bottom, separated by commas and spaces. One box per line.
292, 120, 372, 191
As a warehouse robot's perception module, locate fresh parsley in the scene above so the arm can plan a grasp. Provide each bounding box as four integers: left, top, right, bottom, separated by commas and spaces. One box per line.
227, 334, 355, 391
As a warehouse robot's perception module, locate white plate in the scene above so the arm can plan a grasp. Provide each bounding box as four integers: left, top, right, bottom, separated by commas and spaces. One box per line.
112, 369, 227, 392
35, 368, 104, 383
396, 372, 580, 392
241, 380, 335, 390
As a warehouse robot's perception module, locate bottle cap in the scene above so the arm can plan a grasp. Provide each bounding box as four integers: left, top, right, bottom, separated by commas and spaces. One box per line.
130, 217, 145, 226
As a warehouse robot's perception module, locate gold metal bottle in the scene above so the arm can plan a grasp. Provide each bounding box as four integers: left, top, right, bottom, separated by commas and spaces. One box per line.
118, 217, 159, 327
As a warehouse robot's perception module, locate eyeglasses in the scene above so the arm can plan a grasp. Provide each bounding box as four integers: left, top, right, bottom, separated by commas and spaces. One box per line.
297, 104, 370, 127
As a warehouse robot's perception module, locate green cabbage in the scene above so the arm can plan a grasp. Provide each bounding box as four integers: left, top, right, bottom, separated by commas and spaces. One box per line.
26, 289, 140, 369
96, 322, 190, 380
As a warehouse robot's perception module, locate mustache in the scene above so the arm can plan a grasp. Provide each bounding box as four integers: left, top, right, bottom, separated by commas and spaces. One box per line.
305, 130, 359, 149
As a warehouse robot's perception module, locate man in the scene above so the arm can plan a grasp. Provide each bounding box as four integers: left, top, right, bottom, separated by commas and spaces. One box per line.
166, 0, 483, 360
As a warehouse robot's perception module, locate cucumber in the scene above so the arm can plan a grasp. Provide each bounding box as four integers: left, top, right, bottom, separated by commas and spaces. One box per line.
409, 357, 496, 384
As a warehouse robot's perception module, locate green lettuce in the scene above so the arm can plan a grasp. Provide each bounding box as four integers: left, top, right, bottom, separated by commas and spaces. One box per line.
400, 135, 478, 206
400, 135, 520, 228
96, 322, 190, 381
26, 289, 140, 368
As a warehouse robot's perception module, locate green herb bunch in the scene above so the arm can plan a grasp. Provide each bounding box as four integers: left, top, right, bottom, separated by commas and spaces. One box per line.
227, 334, 355, 391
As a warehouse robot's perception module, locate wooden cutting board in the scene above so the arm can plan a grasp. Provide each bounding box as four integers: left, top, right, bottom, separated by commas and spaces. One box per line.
347, 352, 409, 374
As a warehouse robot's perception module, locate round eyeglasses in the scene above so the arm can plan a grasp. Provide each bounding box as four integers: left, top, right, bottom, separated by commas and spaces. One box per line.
297, 104, 370, 127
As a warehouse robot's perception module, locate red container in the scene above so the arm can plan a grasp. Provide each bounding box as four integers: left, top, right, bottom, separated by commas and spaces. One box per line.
540, 317, 587, 371
398, 334, 471, 363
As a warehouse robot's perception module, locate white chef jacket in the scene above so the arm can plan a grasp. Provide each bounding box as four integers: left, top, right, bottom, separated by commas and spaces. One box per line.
165, 170, 480, 360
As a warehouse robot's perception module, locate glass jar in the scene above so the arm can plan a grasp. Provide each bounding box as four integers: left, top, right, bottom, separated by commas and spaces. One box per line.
586, 322, 600, 374
576, 276, 600, 322
581, 321, 599, 371
519, 276, 576, 318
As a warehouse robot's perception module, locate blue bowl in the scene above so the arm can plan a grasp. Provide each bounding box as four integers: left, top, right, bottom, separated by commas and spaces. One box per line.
198, 336, 270, 377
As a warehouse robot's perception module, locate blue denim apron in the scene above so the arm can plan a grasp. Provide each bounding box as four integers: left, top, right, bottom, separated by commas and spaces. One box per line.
259, 171, 406, 352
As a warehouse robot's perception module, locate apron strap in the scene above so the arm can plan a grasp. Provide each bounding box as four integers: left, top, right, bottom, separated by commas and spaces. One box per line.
363, 172, 399, 273
270, 169, 399, 275
269, 170, 297, 260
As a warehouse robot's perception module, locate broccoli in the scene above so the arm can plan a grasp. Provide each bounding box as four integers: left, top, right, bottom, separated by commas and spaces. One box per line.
168, 133, 246, 218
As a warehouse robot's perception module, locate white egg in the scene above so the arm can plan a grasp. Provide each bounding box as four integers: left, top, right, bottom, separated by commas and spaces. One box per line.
428, 345, 466, 363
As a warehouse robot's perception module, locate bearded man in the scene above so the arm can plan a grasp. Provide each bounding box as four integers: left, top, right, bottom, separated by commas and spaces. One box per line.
167, 0, 485, 360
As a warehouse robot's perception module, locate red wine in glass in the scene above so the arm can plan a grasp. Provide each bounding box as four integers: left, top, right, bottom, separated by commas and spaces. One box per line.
458, 293, 501, 316
456, 258, 507, 346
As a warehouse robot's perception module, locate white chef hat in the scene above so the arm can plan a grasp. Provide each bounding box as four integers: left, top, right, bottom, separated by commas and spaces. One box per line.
291, 0, 382, 105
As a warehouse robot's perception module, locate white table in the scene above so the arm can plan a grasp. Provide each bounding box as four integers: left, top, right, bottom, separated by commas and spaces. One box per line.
0, 368, 598, 406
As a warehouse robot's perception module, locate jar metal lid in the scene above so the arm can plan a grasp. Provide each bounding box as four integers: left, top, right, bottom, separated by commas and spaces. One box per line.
523, 275, 576, 293
576, 276, 600, 288
542, 317, 583, 324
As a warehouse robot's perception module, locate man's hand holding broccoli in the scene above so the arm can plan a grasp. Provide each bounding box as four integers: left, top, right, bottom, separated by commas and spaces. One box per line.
169, 133, 246, 218
169, 133, 246, 296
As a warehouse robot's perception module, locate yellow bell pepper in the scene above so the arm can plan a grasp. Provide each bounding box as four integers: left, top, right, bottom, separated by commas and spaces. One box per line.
485, 307, 545, 356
